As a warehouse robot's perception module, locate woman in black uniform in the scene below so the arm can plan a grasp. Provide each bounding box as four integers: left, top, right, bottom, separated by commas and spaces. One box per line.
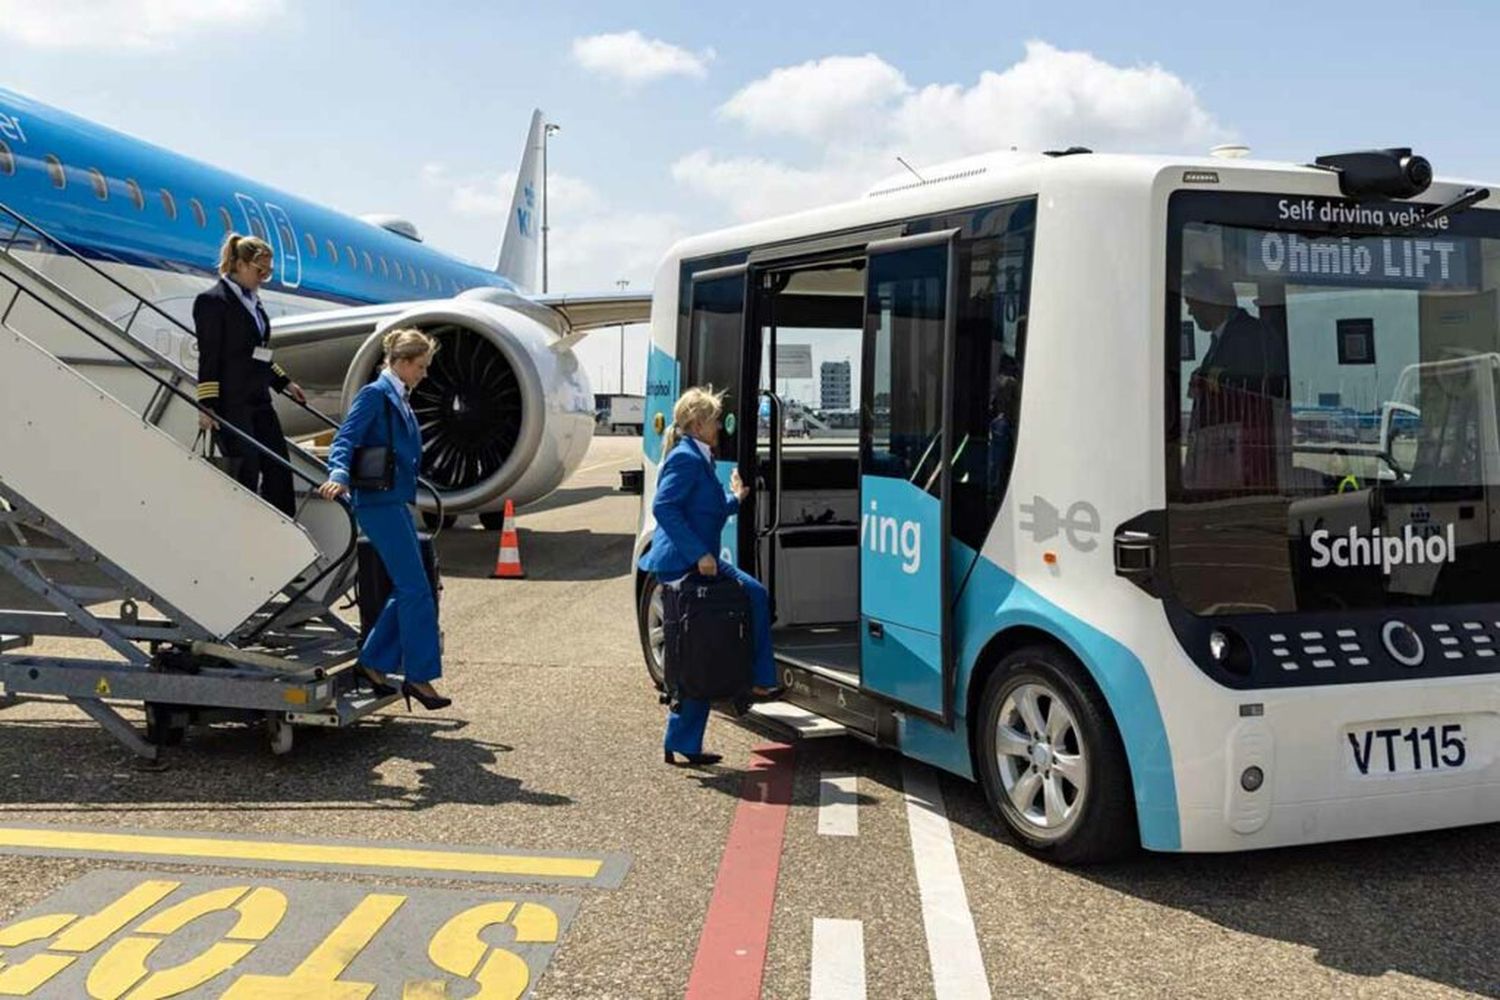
194, 233, 307, 516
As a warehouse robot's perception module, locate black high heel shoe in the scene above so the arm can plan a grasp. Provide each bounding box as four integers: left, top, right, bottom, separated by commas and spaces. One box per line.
402, 683, 452, 711
664, 749, 723, 766
749, 685, 786, 703
355, 665, 396, 698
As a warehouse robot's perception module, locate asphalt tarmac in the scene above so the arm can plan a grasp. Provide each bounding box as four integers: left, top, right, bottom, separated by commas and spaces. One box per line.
1, 434, 1498, 998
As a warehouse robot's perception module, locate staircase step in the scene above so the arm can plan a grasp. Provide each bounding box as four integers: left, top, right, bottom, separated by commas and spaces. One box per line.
747, 700, 847, 739
0, 634, 30, 652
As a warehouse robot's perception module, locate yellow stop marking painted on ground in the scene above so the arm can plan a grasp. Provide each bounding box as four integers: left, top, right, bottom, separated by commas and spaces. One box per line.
0, 828, 604, 882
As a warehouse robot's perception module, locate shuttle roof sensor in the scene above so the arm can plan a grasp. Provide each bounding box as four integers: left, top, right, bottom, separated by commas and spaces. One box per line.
1314, 148, 1432, 201
1209, 144, 1251, 159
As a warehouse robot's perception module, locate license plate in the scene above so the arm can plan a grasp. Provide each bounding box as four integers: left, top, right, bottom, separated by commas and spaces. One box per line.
1345, 719, 1469, 776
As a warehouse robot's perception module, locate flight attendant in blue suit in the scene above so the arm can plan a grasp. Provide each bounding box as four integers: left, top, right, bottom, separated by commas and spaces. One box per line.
318, 328, 451, 712
642, 386, 782, 766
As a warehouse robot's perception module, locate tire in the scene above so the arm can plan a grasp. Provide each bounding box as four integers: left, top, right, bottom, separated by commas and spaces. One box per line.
421, 512, 458, 532
479, 511, 506, 532
975, 643, 1137, 864
144, 703, 187, 747
637, 574, 666, 690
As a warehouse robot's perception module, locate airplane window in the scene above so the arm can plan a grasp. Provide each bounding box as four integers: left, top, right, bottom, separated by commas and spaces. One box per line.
407, 263, 417, 285
326, 239, 339, 264
0, 141, 13, 176
189, 198, 206, 228
218, 206, 233, 233
44, 154, 65, 189
379, 256, 389, 277
345, 245, 356, 270
303, 232, 317, 257
362, 250, 373, 273
88, 168, 108, 201
421, 269, 430, 291
125, 179, 144, 211
159, 189, 177, 221
450, 279, 460, 294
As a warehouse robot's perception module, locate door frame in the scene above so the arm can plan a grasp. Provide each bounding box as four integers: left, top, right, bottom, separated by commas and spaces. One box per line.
856, 228, 960, 726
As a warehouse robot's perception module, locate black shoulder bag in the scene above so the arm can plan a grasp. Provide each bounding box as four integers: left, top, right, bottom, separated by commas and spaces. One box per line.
350, 397, 396, 491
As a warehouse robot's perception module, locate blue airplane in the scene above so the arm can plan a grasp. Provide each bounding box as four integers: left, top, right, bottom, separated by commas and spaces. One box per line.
0, 85, 647, 516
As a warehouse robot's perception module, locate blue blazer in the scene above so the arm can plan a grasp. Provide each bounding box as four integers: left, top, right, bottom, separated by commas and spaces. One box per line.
641, 437, 739, 578
327, 375, 423, 507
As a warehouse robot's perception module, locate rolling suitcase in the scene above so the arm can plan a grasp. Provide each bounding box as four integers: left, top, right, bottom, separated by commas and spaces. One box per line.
356, 531, 441, 641
662, 574, 754, 702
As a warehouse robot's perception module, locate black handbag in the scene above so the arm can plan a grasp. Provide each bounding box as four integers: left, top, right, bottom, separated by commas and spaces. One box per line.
662, 574, 754, 703
350, 398, 396, 491
193, 428, 242, 478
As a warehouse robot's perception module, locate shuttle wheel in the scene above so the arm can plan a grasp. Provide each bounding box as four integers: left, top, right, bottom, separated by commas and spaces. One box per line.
976, 644, 1136, 864
637, 575, 666, 690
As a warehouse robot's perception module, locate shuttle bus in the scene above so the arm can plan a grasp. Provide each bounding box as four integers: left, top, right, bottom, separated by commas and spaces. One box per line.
632, 145, 1500, 861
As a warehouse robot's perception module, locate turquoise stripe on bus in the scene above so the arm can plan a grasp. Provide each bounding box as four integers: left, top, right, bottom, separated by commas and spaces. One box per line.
643, 344, 679, 464
950, 546, 1182, 851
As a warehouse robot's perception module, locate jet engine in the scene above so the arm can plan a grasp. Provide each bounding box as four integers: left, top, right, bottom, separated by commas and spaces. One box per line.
333, 297, 596, 516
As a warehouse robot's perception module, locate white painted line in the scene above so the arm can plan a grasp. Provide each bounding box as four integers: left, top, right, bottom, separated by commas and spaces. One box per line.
902, 761, 992, 1000
575, 455, 640, 476
811, 918, 867, 999
818, 772, 859, 837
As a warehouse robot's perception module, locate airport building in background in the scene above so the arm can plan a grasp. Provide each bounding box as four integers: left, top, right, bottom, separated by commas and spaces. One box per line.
821, 360, 852, 410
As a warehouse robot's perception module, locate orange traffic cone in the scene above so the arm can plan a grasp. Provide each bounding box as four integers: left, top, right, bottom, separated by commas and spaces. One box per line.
490, 499, 525, 579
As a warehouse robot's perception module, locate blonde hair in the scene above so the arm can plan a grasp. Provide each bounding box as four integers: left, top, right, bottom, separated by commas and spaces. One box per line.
662, 385, 726, 458
382, 326, 437, 366
218, 233, 273, 276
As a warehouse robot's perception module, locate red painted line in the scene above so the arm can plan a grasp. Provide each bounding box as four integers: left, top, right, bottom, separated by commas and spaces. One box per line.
685, 741, 796, 1000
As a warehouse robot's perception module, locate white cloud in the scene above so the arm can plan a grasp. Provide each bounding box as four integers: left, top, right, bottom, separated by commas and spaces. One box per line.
682, 41, 1230, 221
0, 0, 284, 50
720, 54, 910, 139
571, 30, 713, 84
421, 163, 686, 292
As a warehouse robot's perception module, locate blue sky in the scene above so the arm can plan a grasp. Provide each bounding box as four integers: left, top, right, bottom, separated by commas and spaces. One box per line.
2, 0, 1497, 392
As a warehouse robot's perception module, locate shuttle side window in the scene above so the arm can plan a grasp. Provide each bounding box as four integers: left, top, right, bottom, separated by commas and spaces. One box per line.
0, 140, 13, 176
159, 189, 177, 220
88, 168, 108, 201
125, 178, 144, 211
44, 154, 65, 189
189, 198, 206, 228
303, 232, 317, 257
903, 198, 1037, 549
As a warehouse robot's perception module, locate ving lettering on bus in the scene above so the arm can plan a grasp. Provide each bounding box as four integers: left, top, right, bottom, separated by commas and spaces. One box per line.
0, 112, 26, 144
861, 500, 921, 574
1277, 197, 1452, 231
1309, 523, 1456, 574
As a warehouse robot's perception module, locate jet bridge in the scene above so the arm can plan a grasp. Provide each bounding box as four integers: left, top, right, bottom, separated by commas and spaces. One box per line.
0, 203, 406, 760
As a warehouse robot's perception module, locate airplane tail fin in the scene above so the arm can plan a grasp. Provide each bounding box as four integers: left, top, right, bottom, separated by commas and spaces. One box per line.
494, 109, 544, 294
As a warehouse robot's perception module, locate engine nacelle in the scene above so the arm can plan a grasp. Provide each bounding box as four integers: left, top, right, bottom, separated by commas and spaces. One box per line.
339, 298, 594, 512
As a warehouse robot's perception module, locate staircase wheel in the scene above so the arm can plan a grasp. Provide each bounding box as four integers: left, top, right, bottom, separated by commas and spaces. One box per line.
266, 714, 294, 755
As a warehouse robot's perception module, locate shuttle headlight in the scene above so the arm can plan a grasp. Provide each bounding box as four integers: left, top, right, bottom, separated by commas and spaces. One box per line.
1206, 627, 1253, 677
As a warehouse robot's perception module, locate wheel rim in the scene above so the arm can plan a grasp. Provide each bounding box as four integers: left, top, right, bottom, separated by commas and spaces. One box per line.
994, 681, 1088, 839
646, 585, 666, 685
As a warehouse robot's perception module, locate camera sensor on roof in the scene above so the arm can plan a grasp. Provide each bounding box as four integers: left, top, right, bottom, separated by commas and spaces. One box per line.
1315, 148, 1432, 201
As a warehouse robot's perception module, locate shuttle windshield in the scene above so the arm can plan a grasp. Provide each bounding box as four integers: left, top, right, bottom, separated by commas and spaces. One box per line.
1165, 190, 1500, 614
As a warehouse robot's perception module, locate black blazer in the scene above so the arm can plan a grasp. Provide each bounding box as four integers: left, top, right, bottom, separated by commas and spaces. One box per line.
193, 278, 289, 413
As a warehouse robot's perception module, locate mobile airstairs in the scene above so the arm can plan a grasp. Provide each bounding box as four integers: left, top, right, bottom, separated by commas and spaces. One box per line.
0, 204, 401, 761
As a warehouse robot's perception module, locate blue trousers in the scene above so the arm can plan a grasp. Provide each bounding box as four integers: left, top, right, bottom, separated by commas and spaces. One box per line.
663, 561, 778, 755
357, 503, 442, 683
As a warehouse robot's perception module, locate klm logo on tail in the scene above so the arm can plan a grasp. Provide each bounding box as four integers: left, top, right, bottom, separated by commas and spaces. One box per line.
516, 183, 537, 239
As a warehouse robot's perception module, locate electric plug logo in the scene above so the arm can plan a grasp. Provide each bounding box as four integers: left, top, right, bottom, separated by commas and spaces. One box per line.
1019, 495, 1100, 552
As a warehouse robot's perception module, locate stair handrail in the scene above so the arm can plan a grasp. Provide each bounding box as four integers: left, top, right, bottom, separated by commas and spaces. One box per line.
0, 203, 360, 636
